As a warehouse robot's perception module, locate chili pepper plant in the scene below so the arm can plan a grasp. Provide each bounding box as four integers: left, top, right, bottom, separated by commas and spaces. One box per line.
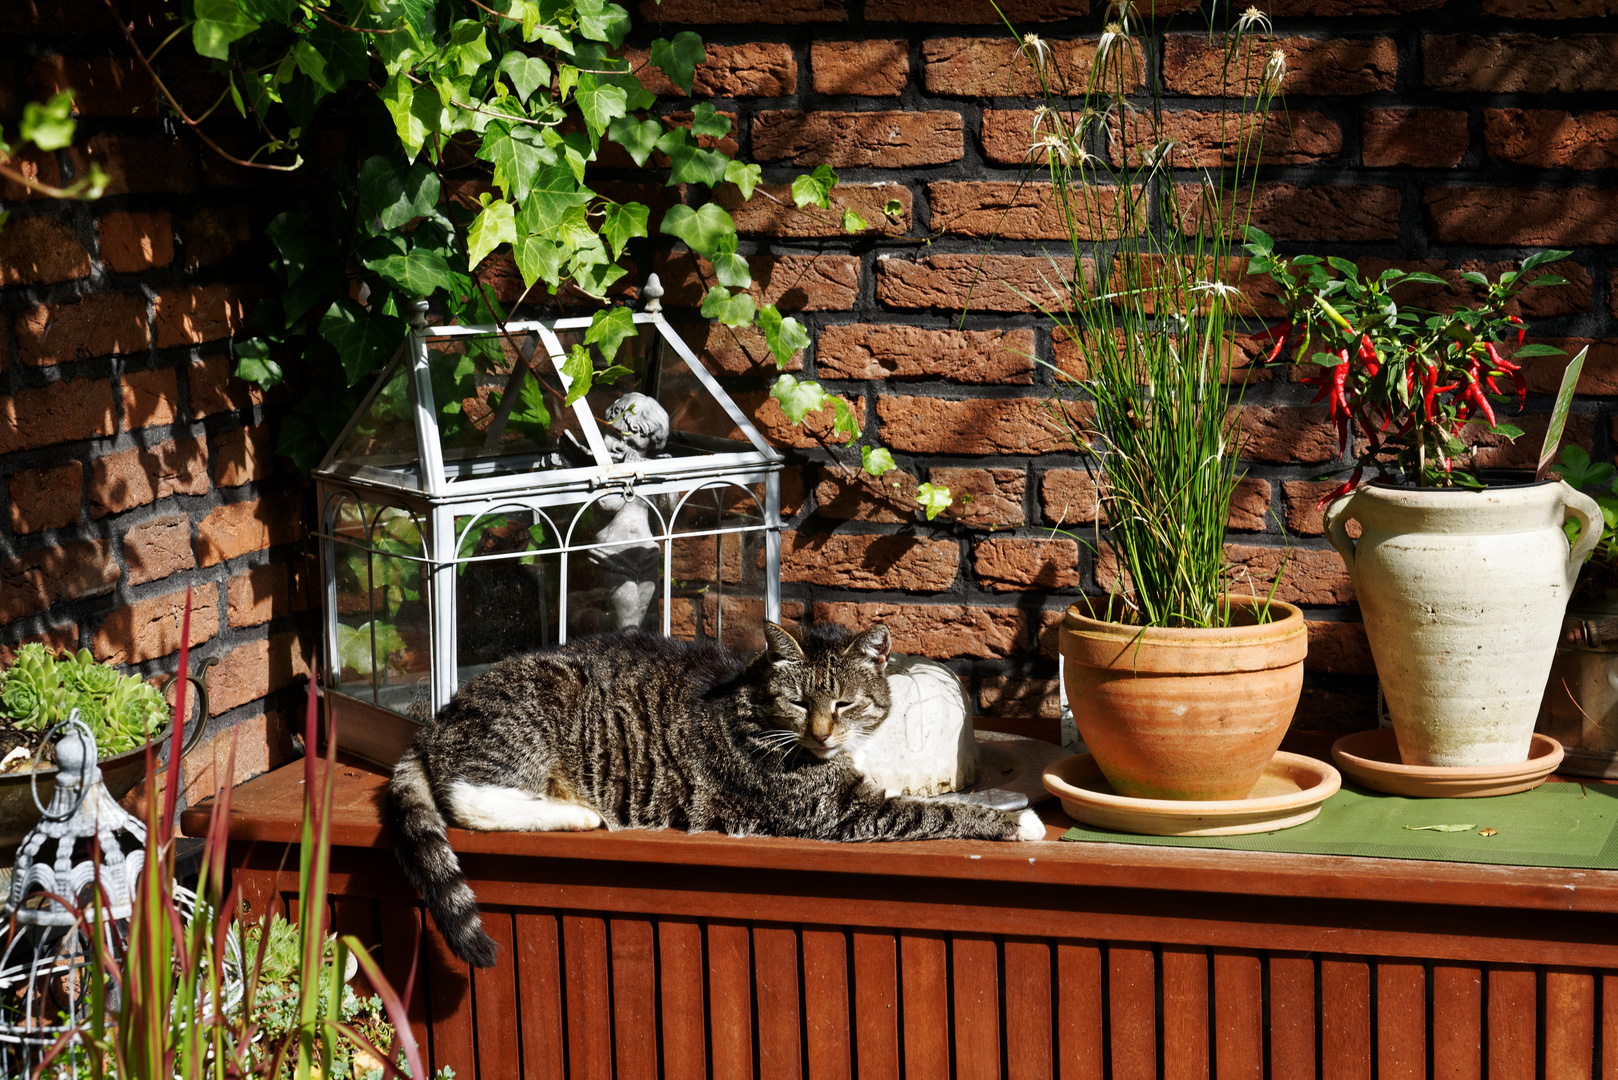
1243, 228, 1571, 496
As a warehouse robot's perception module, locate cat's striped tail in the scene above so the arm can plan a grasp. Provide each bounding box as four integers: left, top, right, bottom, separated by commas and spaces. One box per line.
386, 749, 500, 968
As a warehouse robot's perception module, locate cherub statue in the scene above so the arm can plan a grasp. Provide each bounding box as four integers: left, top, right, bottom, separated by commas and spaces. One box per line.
587, 393, 670, 631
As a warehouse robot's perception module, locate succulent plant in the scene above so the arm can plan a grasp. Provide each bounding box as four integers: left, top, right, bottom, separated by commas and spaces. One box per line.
0, 644, 170, 758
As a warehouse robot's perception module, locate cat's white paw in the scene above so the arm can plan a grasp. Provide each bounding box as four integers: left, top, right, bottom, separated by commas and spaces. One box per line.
1014, 808, 1046, 842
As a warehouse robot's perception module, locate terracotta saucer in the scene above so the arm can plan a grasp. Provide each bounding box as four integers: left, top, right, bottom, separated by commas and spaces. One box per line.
1330, 729, 1564, 799
1042, 751, 1341, 837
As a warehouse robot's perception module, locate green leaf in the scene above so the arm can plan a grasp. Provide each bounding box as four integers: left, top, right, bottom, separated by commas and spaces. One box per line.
861, 446, 896, 477
467, 197, 518, 269
791, 164, 837, 210
661, 202, 736, 260
659, 131, 729, 187
499, 53, 551, 102
1241, 225, 1274, 254
562, 343, 594, 405
607, 116, 663, 167
650, 31, 706, 95
573, 258, 628, 297
1521, 249, 1572, 273
18, 91, 76, 151
915, 482, 953, 521
380, 73, 429, 159
448, 19, 494, 77
884, 198, 902, 218
757, 304, 809, 367
1511, 344, 1566, 358
701, 286, 755, 327
713, 251, 751, 290
599, 200, 649, 258
1403, 824, 1476, 833
842, 208, 869, 233
482, 121, 552, 200
1460, 271, 1490, 286
725, 160, 762, 200
192, 0, 260, 60
770, 374, 827, 423
829, 397, 862, 440
575, 73, 629, 144
513, 234, 565, 289
585, 306, 637, 366
234, 339, 284, 389
690, 102, 731, 139
365, 248, 460, 298
319, 300, 407, 387
1491, 422, 1525, 439
358, 156, 442, 231
516, 162, 595, 232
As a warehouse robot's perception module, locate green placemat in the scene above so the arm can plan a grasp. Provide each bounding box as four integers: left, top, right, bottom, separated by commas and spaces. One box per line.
1059, 780, 1618, 869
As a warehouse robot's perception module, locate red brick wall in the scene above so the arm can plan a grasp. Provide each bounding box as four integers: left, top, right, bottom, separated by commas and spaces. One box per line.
4, 0, 1615, 756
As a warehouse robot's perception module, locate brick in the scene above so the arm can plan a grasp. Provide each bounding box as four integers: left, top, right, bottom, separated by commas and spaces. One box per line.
28, 56, 157, 118
1306, 620, 1373, 676
14, 294, 149, 365
1425, 35, 1618, 93
930, 468, 1026, 528
1282, 480, 1364, 537
1481, 0, 1618, 14
1425, 188, 1618, 247
977, 675, 1062, 726
0, 626, 80, 669
1612, 270, 1618, 321
1236, 406, 1340, 465
815, 467, 920, 523
1224, 546, 1353, 606
97, 211, 174, 273
1177, 182, 1400, 243
182, 711, 295, 806
123, 513, 195, 586
1164, 35, 1397, 97
1282, 691, 1375, 758
871, 0, 1085, 18
811, 601, 1026, 658
214, 424, 276, 487
1469, 413, 1592, 472
0, 147, 63, 202
91, 586, 214, 667
228, 563, 290, 628
638, 0, 845, 22
1107, 110, 1342, 168
1042, 469, 1101, 526
975, 537, 1081, 591
1485, 109, 1618, 170
716, 182, 911, 237
189, 356, 265, 418
122, 368, 180, 430
679, 596, 807, 653
739, 390, 863, 448
1227, 478, 1273, 532
658, 253, 860, 312
0, 378, 116, 454
877, 396, 1085, 455
206, 632, 310, 716
88, 438, 210, 518
1363, 109, 1469, 169
780, 531, 960, 590
67, 133, 200, 196
676, 322, 802, 375
0, 539, 119, 622
625, 42, 796, 97
153, 284, 252, 347
930, 181, 1138, 241
178, 206, 255, 269
8, 463, 82, 534
752, 110, 962, 167
195, 494, 307, 567
1522, 339, 1618, 396
812, 40, 908, 95
876, 254, 1090, 314
923, 37, 1137, 97
816, 324, 1035, 384
0, 216, 91, 285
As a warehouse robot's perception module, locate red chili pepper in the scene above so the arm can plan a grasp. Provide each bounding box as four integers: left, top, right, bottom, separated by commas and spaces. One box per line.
1464, 367, 1496, 428
1330, 350, 1351, 455
1485, 342, 1528, 412
1356, 334, 1379, 377
1316, 466, 1364, 510
1265, 325, 1293, 365
1508, 315, 1525, 348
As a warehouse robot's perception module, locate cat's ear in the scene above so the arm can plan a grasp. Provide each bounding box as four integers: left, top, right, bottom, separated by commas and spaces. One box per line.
845, 624, 891, 669
762, 622, 805, 665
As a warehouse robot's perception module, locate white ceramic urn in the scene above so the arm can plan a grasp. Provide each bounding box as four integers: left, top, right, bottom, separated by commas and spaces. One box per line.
1324, 480, 1602, 767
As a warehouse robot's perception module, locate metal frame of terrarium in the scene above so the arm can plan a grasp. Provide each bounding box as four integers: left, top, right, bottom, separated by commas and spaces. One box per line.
312, 277, 784, 765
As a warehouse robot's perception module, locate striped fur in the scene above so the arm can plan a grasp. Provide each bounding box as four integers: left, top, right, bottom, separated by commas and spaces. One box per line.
386, 623, 1034, 967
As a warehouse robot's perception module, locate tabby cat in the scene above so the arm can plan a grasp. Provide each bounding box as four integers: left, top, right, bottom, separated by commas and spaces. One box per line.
387, 622, 1044, 967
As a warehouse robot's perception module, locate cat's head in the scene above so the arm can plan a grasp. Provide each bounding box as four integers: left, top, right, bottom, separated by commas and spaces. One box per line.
756, 622, 892, 760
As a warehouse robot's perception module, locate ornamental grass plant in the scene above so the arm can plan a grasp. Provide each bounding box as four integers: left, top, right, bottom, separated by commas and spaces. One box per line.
1000, 2, 1285, 629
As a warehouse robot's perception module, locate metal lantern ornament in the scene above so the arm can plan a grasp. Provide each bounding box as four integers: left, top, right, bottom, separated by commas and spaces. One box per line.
314, 276, 785, 764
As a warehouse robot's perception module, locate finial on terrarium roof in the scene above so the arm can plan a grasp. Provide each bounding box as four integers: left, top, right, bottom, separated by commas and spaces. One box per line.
409, 298, 429, 330
642, 273, 663, 314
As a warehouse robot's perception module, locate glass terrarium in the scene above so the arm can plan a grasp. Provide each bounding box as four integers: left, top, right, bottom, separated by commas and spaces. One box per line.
313, 277, 783, 764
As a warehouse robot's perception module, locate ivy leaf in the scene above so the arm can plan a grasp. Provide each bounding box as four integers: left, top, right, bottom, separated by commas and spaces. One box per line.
915, 482, 953, 521
713, 249, 751, 290
842, 208, 869, 233
701, 286, 756, 328
861, 446, 896, 478
573, 259, 628, 297
791, 164, 837, 210
192, 0, 260, 60
585, 306, 637, 366
380, 73, 429, 158
725, 160, 762, 200
650, 31, 705, 94
829, 397, 862, 440
690, 102, 731, 139
661, 203, 736, 260
517, 163, 595, 232
467, 196, 518, 269
448, 19, 494, 77
667, 143, 730, 187
499, 53, 551, 102
599, 200, 650, 258
607, 116, 662, 167
770, 374, 827, 424
366, 248, 460, 298
757, 304, 810, 367
358, 155, 442, 231
562, 343, 594, 405
575, 73, 629, 144
579, 1, 631, 46
513, 234, 565, 289
18, 91, 76, 151
884, 198, 903, 218
320, 299, 407, 387
234, 338, 284, 389
482, 121, 552, 200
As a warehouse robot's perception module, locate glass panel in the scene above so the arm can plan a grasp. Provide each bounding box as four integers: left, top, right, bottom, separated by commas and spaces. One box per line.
329, 359, 421, 486
656, 329, 746, 450
563, 491, 669, 639
669, 483, 767, 646
329, 501, 429, 706
454, 507, 561, 687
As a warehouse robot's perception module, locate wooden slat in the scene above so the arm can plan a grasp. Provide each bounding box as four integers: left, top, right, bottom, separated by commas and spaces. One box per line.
1161, 946, 1208, 1080
853, 930, 901, 1080
1487, 963, 1538, 1080
1320, 956, 1371, 1080
472, 908, 520, 1079
1268, 952, 1316, 1080
332, 895, 377, 997
754, 925, 804, 1080
562, 914, 612, 1080
900, 932, 951, 1080
1376, 959, 1426, 1080
1212, 949, 1262, 1080
1603, 971, 1618, 1080
610, 917, 658, 1080
1056, 941, 1104, 1080
708, 920, 754, 1080
513, 910, 565, 1080
379, 898, 431, 1069
952, 933, 1002, 1080
1432, 962, 1483, 1080
1544, 967, 1595, 1080
424, 908, 477, 1080
803, 926, 852, 1080
1108, 944, 1157, 1080
657, 917, 707, 1080
1004, 937, 1053, 1080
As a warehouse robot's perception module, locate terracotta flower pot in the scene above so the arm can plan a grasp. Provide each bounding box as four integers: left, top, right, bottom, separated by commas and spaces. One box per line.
1059, 597, 1308, 801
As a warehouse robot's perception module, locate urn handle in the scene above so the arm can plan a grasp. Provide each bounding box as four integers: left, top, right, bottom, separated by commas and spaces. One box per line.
1322, 490, 1361, 566
1561, 480, 1604, 566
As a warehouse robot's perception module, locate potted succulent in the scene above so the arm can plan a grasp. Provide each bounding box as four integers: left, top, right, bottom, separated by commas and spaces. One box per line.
1246, 230, 1601, 768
